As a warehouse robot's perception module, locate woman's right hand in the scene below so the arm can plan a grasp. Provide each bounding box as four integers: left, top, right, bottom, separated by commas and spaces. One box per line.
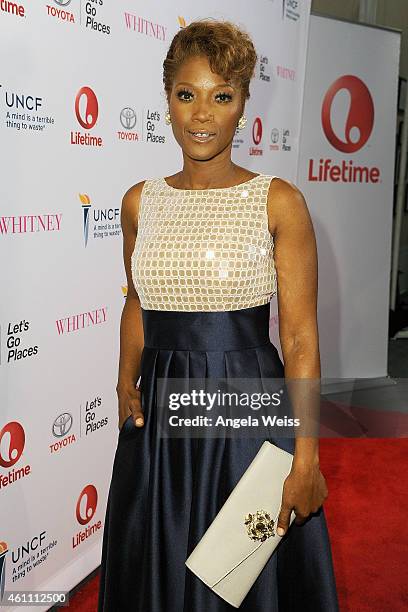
116, 382, 144, 431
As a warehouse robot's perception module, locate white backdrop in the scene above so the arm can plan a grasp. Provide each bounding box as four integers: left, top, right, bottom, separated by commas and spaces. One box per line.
0, 1, 311, 610
298, 14, 401, 378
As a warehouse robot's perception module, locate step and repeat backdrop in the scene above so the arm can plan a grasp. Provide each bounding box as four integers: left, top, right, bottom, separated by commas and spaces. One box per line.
0, 1, 311, 609
298, 15, 400, 378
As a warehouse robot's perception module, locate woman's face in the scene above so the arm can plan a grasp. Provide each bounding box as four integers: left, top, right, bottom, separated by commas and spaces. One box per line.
168, 54, 244, 161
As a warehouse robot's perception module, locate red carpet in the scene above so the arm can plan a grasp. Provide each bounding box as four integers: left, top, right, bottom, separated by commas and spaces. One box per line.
319, 438, 408, 612
67, 438, 408, 611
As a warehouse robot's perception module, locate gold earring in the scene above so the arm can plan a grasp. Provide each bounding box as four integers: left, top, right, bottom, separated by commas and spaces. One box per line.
237, 115, 247, 130
165, 110, 171, 125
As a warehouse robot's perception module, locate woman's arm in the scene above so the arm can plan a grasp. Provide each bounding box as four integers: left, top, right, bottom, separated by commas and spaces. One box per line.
267, 177, 328, 535
116, 181, 146, 430
268, 177, 320, 464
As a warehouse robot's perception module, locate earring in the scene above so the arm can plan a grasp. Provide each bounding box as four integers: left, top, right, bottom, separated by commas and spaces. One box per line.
165, 110, 171, 125
237, 115, 247, 130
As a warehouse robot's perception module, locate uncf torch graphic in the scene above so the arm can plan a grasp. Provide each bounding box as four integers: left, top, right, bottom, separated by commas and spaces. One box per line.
79, 193, 91, 247
0, 541, 8, 602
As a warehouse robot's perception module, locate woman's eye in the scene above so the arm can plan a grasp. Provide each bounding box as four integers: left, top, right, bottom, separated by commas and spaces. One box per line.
176, 90, 232, 103
216, 92, 233, 103
177, 90, 193, 101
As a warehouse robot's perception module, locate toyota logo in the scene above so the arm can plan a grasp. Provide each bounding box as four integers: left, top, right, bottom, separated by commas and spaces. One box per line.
120, 107, 137, 130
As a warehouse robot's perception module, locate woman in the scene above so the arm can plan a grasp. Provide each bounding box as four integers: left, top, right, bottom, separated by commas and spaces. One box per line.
98, 19, 339, 611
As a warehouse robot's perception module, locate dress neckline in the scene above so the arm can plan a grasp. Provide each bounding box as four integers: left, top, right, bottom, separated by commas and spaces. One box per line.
160, 173, 263, 193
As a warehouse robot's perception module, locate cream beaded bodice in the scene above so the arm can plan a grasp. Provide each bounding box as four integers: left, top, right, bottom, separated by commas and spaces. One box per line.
131, 174, 277, 311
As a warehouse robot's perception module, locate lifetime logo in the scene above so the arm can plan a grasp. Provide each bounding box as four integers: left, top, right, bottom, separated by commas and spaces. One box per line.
76, 484, 98, 526
0, 422, 31, 490
1, 1, 25, 17
249, 117, 263, 156
71, 86, 103, 147
73, 484, 102, 548
252, 117, 262, 145
309, 75, 380, 183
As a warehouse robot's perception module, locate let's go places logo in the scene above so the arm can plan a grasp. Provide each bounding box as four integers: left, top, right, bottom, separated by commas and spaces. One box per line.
46, 0, 111, 34
309, 74, 379, 184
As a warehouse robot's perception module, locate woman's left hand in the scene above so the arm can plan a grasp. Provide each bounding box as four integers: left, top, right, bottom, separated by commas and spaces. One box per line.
276, 460, 329, 537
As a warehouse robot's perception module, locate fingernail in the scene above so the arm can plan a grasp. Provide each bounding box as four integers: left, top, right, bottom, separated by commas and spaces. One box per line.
277, 527, 285, 536
136, 418, 144, 426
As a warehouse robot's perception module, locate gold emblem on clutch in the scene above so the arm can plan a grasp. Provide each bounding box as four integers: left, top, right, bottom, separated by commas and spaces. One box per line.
244, 510, 276, 541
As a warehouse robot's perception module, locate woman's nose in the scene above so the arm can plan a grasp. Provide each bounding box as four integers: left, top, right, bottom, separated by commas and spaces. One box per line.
192, 101, 213, 122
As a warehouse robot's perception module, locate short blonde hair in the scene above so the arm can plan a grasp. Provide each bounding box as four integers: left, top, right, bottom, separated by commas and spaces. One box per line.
163, 19, 258, 103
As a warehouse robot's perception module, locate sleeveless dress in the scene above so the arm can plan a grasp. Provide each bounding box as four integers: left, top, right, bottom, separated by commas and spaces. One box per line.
97, 174, 339, 611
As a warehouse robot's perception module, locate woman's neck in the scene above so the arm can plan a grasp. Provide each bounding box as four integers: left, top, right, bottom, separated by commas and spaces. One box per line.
166, 162, 254, 190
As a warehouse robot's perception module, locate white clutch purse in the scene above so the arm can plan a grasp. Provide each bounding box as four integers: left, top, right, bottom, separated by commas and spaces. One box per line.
185, 440, 296, 608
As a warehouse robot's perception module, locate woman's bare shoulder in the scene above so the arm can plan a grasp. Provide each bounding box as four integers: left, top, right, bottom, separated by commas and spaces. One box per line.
267, 177, 310, 236
122, 180, 148, 208
121, 180, 148, 230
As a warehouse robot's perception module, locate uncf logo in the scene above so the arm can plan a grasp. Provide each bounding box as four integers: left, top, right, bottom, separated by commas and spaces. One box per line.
76, 484, 98, 525
252, 117, 263, 145
321, 75, 374, 153
0, 422, 25, 468
75, 87, 99, 130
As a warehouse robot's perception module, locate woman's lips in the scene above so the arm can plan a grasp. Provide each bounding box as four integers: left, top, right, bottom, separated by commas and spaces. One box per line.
187, 130, 216, 143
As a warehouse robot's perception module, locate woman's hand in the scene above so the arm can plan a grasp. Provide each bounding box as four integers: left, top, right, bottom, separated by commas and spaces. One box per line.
116, 382, 144, 431
276, 460, 328, 536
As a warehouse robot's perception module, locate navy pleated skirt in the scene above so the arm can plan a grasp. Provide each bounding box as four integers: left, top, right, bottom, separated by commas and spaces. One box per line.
97, 303, 339, 611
